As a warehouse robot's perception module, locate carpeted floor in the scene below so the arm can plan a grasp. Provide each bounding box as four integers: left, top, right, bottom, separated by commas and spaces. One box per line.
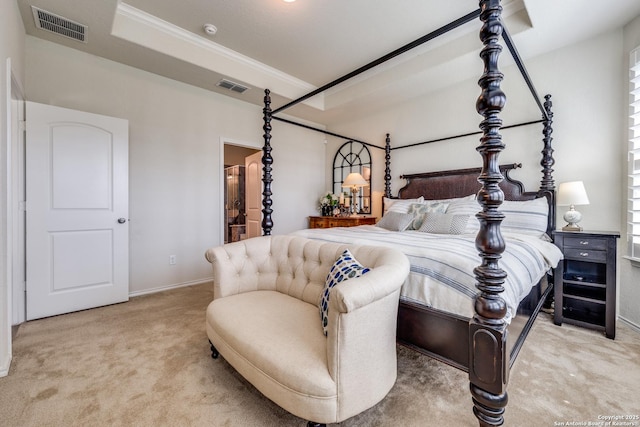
1, 283, 638, 427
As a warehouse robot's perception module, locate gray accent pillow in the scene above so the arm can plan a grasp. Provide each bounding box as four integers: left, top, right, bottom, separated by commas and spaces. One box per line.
445, 200, 480, 233
376, 211, 413, 231
418, 212, 470, 234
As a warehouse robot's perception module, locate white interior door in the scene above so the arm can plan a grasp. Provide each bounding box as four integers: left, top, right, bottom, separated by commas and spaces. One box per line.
26, 102, 129, 320
245, 151, 262, 238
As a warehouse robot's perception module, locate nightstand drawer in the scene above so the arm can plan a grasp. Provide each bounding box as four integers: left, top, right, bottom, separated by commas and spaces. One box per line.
563, 248, 606, 263
563, 236, 607, 250
563, 296, 606, 326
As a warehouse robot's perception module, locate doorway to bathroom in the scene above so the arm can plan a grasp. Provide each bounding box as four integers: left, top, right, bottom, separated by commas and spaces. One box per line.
223, 142, 261, 243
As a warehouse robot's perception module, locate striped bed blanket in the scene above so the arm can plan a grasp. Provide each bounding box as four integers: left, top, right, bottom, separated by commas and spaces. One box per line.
292, 225, 563, 323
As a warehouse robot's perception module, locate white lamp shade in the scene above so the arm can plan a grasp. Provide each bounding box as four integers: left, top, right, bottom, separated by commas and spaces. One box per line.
557, 181, 590, 206
342, 172, 368, 188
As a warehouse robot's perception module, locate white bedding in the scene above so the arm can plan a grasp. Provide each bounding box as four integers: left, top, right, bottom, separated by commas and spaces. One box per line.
292, 225, 563, 323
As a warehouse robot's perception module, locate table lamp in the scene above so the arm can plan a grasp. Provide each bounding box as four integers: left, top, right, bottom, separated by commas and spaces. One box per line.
557, 181, 590, 231
342, 172, 368, 216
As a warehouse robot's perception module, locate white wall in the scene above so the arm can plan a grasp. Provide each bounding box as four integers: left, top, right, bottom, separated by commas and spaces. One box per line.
25, 37, 326, 295
0, 0, 25, 376
622, 16, 640, 328
328, 29, 640, 326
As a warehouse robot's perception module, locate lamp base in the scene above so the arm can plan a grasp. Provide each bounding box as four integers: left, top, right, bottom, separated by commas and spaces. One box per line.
562, 223, 583, 232
563, 207, 583, 232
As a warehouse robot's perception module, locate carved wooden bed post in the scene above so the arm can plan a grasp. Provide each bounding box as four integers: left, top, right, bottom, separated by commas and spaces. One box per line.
540, 95, 555, 191
541, 94, 556, 230
262, 89, 274, 235
384, 133, 392, 198
471, 0, 509, 425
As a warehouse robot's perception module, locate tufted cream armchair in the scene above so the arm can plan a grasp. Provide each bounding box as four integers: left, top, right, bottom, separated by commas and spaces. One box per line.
205, 235, 410, 426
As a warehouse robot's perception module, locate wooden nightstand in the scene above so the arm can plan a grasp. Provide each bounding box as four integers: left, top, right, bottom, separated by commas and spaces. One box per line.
308, 216, 377, 229
552, 230, 620, 339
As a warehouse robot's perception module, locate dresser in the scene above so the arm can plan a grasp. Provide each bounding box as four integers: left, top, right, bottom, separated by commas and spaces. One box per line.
552, 230, 619, 339
308, 216, 377, 229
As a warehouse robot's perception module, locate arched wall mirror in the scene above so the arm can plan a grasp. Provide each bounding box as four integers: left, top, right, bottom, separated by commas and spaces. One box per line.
332, 141, 372, 214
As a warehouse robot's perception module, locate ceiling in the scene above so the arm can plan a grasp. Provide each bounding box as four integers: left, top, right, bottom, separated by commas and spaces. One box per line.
16, 0, 640, 126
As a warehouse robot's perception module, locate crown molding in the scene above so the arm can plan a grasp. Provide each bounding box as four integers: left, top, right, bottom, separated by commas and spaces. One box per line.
113, 3, 323, 109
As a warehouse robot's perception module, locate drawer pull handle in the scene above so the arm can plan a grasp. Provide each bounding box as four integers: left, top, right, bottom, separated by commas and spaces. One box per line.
579, 241, 589, 245
580, 252, 589, 257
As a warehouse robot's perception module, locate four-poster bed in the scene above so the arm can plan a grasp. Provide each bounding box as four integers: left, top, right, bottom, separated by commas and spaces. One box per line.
258, 1, 556, 425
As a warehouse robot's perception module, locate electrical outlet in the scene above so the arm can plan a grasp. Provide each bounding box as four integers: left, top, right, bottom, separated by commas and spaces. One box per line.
169, 255, 176, 265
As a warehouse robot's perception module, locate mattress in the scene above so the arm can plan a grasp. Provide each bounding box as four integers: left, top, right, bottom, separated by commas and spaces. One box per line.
293, 225, 563, 323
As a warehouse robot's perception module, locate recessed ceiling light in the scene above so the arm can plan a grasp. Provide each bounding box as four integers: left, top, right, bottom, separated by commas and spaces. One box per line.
203, 23, 217, 35
283, 0, 296, 2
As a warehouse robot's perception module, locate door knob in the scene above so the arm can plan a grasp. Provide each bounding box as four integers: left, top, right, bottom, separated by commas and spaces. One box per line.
117, 218, 127, 224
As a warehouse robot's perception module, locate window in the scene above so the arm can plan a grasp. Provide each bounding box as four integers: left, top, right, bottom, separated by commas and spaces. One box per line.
628, 47, 640, 262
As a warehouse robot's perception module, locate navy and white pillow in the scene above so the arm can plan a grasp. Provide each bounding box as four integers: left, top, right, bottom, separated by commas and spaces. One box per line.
320, 249, 370, 336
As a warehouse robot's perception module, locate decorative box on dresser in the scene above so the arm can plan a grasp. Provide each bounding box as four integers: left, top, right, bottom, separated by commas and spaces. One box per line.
552, 230, 620, 339
308, 216, 376, 229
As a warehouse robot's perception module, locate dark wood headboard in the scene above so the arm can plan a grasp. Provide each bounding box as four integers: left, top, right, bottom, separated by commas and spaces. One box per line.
396, 163, 556, 235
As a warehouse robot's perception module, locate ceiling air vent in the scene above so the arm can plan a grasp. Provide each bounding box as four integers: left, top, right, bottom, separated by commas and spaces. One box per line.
31, 6, 87, 43
216, 79, 249, 94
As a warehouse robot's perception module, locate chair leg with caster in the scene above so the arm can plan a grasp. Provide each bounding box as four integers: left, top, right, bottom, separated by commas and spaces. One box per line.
208, 340, 219, 359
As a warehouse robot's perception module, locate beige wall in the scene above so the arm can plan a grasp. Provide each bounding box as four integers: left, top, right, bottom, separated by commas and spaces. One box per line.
0, 0, 26, 375
328, 28, 640, 327
24, 37, 327, 295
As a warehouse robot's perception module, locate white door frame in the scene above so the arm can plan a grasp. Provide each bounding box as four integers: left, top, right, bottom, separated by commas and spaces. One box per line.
2, 58, 25, 377
9, 66, 25, 326
219, 137, 261, 245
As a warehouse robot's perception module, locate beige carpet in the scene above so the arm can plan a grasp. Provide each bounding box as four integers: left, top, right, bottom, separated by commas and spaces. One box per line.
1, 283, 639, 427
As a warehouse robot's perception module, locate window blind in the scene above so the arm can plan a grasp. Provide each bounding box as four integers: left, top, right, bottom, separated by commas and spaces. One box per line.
629, 47, 640, 261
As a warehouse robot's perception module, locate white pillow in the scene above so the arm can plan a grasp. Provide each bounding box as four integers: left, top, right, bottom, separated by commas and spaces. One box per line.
383, 196, 424, 214
500, 198, 549, 236
427, 194, 476, 205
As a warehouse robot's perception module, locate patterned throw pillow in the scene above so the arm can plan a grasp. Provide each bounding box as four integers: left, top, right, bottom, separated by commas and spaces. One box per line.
445, 197, 549, 236
407, 201, 449, 230
320, 249, 370, 336
376, 211, 414, 231
418, 212, 470, 234
446, 199, 480, 233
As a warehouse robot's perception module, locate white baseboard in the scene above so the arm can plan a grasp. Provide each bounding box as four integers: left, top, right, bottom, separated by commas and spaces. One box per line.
619, 316, 640, 334
128, 277, 213, 298
0, 353, 11, 378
